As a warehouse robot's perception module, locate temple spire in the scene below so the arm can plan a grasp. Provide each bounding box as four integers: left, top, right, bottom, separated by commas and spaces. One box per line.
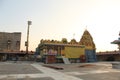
79, 29, 95, 49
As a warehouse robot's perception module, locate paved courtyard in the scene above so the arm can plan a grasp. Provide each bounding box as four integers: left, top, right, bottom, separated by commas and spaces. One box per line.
0, 61, 120, 80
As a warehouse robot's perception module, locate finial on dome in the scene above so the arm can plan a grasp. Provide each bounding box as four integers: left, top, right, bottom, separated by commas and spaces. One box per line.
73, 33, 75, 39
85, 25, 87, 30
85, 26, 87, 31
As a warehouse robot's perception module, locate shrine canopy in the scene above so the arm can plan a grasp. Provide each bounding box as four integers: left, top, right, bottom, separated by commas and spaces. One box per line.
111, 40, 120, 44
111, 32, 120, 44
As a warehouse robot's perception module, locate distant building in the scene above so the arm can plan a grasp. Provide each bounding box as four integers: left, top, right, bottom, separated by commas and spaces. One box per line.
0, 32, 21, 52
97, 51, 120, 61
96, 32, 120, 61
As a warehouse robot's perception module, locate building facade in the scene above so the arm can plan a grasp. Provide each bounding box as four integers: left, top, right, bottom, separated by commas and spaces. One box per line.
0, 32, 21, 52
97, 51, 120, 61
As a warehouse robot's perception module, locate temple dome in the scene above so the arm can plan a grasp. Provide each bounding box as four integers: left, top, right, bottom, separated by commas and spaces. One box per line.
79, 29, 96, 49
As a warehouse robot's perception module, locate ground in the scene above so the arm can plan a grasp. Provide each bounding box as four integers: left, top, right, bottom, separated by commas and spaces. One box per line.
0, 61, 120, 80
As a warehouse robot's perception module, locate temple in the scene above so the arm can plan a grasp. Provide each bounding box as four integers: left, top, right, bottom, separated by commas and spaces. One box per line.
35, 29, 97, 63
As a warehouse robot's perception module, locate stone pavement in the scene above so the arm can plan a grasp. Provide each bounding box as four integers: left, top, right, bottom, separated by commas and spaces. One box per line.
31, 64, 83, 80
0, 61, 120, 80
0, 61, 83, 80
43, 62, 120, 80
0, 62, 54, 80
0, 62, 41, 74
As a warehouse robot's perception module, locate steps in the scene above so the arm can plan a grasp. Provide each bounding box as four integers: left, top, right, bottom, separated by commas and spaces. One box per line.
62, 56, 71, 64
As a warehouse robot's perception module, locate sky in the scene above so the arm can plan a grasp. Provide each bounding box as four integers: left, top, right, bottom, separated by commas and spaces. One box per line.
0, 0, 120, 52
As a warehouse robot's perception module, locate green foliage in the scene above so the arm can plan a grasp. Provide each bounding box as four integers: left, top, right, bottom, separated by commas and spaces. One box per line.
61, 38, 68, 44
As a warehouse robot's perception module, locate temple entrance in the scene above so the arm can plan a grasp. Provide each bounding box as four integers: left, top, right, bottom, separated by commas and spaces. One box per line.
85, 50, 97, 62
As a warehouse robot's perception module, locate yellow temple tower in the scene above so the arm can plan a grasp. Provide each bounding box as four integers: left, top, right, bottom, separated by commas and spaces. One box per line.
79, 29, 97, 62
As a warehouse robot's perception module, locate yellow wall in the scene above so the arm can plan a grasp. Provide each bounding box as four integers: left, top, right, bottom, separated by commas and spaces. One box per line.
85, 46, 95, 50
65, 46, 85, 58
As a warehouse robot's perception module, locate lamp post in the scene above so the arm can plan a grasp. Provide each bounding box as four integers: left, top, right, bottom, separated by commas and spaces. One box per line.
25, 21, 32, 54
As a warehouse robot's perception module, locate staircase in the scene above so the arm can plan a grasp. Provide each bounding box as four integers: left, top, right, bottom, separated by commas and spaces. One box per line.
62, 56, 71, 64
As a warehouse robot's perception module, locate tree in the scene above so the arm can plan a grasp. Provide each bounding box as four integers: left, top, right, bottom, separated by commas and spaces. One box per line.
61, 38, 68, 44
70, 39, 77, 44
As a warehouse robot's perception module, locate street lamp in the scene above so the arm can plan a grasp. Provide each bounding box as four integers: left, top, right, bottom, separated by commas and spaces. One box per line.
25, 21, 32, 54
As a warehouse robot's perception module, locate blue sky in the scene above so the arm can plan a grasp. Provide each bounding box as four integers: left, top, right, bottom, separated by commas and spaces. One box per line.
0, 0, 120, 52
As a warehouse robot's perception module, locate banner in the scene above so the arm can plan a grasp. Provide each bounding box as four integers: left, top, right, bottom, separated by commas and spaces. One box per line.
65, 46, 85, 58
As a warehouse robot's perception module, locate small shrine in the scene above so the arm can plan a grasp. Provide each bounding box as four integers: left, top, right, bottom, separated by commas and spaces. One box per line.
111, 32, 120, 51
111, 32, 120, 68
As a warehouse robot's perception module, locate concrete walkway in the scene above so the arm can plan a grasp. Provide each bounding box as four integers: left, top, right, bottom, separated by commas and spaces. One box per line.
0, 62, 119, 80
0, 62, 83, 80
31, 63, 83, 80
